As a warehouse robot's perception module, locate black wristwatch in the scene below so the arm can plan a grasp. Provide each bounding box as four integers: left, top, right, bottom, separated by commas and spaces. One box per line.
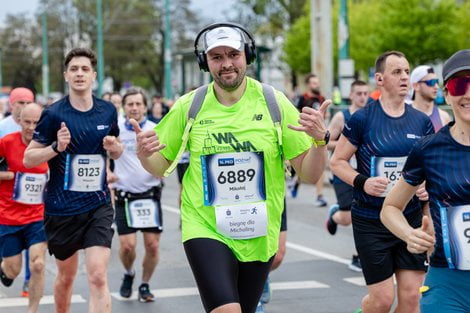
323, 130, 330, 145
51, 141, 60, 154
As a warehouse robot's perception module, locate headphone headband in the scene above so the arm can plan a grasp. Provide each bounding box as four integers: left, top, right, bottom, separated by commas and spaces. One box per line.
194, 22, 257, 72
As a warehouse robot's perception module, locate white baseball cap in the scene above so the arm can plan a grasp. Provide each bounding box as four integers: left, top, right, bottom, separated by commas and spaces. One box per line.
204, 27, 244, 53
409, 65, 435, 100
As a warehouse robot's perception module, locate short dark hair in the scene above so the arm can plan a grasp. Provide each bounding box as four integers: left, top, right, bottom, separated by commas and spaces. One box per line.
375, 51, 406, 73
305, 73, 318, 84
351, 80, 367, 90
64, 48, 97, 69
123, 88, 148, 107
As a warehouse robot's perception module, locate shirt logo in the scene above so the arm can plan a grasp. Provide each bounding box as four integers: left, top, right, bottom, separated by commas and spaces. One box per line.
463, 212, 470, 222
97, 125, 109, 130
406, 134, 421, 139
252, 114, 263, 121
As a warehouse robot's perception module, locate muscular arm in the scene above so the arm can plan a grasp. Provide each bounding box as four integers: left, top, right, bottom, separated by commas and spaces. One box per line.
290, 145, 327, 184
24, 140, 57, 168
329, 135, 358, 185
380, 179, 435, 253
137, 152, 170, 178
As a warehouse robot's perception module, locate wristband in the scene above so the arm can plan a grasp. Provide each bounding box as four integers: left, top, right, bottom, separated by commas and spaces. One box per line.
51, 141, 60, 154
312, 130, 330, 147
353, 174, 368, 191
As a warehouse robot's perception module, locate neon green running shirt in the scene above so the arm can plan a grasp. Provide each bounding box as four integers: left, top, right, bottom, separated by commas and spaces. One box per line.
155, 77, 311, 262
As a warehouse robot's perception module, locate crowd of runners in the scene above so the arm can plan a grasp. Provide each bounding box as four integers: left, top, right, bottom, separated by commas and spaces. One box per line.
0, 22, 469, 313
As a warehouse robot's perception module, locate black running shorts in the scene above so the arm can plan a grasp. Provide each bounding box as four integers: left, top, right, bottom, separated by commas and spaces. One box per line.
44, 204, 114, 261
184, 238, 274, 312
332, 181, 353, 211
352, 209, 428, 285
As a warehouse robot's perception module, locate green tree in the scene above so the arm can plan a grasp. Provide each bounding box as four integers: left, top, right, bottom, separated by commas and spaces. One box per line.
0, 14, 42, 92
282, 13, 310, 73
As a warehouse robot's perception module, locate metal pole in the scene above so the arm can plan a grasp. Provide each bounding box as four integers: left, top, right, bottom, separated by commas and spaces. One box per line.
42, 12, 50, 98
96, 0, 104, 96
338, 0, 349, 59
164, 0, 173, 100
310, 0, 333, 99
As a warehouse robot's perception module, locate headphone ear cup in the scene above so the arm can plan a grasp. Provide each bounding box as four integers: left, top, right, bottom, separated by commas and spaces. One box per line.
244, 43, 256, 65
197, 52, 209, 72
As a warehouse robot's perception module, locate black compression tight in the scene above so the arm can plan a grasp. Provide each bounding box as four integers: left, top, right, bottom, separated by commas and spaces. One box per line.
184, 238, 274, 313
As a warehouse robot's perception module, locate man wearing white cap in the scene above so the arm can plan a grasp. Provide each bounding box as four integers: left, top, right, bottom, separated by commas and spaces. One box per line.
0, 87, 34, 138
410, 65, 451, 132
131, 22, 330, 313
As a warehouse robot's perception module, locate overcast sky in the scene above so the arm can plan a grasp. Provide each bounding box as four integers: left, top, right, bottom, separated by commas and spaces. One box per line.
0, 0, 237, 25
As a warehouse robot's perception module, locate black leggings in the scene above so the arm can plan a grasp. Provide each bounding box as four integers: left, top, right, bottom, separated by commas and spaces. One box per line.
184, 238, 274, 313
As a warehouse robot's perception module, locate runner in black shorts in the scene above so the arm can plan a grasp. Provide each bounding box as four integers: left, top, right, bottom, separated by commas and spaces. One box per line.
24, 48, 123, 313
111, 88, 164, 303
331, 51, 434, 313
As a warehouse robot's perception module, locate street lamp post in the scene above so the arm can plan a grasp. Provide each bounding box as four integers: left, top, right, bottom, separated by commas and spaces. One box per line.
42, 12, 50, 98
96, 0, 104, 96
164, 0, 173, 100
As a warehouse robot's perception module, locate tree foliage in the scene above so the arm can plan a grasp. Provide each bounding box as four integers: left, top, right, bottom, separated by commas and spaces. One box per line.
283, 0, 470, 76
0, 0, 202, 94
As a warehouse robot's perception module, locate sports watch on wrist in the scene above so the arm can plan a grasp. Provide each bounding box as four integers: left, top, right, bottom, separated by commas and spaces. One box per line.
51, 141, 60, 154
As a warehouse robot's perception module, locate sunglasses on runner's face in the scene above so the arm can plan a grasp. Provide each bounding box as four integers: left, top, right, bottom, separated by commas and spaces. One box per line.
446, 76, 470, 96
418, 79, 439, 87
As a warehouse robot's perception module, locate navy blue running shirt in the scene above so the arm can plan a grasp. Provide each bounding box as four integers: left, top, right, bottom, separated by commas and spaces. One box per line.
33, 96, 119, 216
402, 123, 470, 268
343, 100, 434, 219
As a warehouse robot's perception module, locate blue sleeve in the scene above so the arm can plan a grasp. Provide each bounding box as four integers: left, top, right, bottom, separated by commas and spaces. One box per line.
402, 140, 425, 186
342, 109, 366, 147
33, 108, 57, 146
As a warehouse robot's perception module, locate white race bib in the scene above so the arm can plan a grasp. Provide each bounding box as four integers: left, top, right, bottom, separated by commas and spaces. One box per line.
215, 202, 267, 239
201, 151, 266, 206
125, 199, 161, 229
201, 151, 267, 240
371, 156, 407, 197
12, 172, 48, 204
440, 204, 470, 270
64, 154, 105, 192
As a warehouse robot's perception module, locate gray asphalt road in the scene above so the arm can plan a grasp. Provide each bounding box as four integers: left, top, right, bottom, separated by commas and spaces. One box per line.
1, 171, 367, 313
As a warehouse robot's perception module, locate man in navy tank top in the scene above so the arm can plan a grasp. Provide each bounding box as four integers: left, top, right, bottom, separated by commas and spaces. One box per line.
331, 51, 434, 313
24, 47, 123, 313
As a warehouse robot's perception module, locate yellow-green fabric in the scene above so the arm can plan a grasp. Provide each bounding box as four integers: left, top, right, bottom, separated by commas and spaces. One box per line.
155, 77, 311, 261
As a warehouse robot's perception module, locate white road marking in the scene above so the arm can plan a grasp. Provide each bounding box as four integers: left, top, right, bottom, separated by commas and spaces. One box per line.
111, 280, 329, 301
0, 294, 86, 308
343, 276, 366, 286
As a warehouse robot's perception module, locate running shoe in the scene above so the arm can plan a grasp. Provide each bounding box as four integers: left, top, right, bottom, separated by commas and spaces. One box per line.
255, 301, 265, 313
260, 277, 271, 304
119, 273, 134, 298
315, 195, 328, 207
348, 255, 362, 272
138, 283, 155, 302
290, 181, 299, 198
325, 204, 339, 235
21, 279, 29, 297
0, 266, 13, 287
